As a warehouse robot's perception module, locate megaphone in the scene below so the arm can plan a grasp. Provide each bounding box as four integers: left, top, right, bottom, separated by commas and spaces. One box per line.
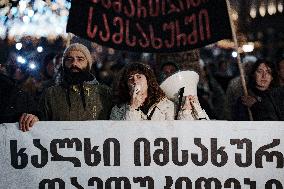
160, 70, 199, 101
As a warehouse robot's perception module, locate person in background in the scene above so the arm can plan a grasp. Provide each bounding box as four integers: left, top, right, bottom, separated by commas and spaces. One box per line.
30, 53, 57, 101
232, 59, 277, 120
13, 64, 29, 87
11, 64, 41, 100
197, 65, 225, 120
40, 53, 56, 90
96, 61, 116, 87
19, 43, 113, 131
110, 62, 126, 105
159, 61, 179, 83
110, 62, 175, 120
214, 60, 234, 91
0, 64, 39, 125
224, 61, 255, 120
41, 53, 56, 80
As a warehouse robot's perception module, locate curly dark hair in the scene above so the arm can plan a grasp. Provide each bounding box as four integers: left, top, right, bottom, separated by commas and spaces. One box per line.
115, 62, 165, 111
248, 59, 278, 89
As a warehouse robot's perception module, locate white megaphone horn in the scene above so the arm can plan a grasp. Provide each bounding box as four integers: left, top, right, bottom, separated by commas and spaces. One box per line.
160, 70, 199, 101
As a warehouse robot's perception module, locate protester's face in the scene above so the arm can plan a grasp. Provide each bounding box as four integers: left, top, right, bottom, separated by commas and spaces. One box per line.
127, 73, 148, 94
64, 50, 88, 72
255, 63, 273, 90
162, 65, 177, 77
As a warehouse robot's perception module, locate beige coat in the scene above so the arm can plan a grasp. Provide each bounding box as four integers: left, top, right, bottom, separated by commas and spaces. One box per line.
110, 98, 175, 120
110, 98, 209, 120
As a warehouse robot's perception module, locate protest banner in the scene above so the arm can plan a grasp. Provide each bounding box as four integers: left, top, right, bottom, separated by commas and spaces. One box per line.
66, 0, 232, 53
0, 121, 283, 188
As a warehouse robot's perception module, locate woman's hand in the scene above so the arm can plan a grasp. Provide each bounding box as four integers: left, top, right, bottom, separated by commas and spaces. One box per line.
129, 84, 147, 109
182, 95, 200, 111
19, 113, 39, 132
180, 95, 209, 120
241, 95, 257, 108
130, 92, 146, 110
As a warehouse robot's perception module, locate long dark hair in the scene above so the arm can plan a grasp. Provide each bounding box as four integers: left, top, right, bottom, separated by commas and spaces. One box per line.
248, 59, 277, 89
115, 62, 165, 111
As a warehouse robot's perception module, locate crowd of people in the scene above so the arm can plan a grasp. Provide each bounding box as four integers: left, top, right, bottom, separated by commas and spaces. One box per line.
0, 43, 283, 131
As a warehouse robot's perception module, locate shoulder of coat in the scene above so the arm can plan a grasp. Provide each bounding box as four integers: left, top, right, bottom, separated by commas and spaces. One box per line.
156, 97, 175, 109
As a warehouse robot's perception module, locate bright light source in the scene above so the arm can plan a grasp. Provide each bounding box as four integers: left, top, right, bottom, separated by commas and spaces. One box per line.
259, 6, 266, 17
55, 26, 63, 34
243, 55, 257, 63
51, 3, 59, 11
142, 53, 150, 61
143, 53, 150, 58
23, 16, 30, 23
17, 56, 26, 64
278, 3, 283, 13
242, 43, 254, 53
28, 9, 34, 17
15, 43, 22, 50
29, 63, 36, 69
250, 8, 257, 18
37, 46, 43, 53
232, 51, 238, 58
268, 4, 277, 15
19, 0, 27, 13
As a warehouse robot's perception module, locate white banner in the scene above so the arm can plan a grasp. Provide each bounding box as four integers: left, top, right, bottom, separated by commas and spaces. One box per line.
0, 121, 284, 189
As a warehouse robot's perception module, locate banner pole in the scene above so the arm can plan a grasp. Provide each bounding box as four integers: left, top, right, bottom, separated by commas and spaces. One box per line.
225, 0, 253, 121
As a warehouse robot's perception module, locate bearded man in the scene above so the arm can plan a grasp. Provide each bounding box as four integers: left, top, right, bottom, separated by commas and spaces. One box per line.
20, 43, 113, 131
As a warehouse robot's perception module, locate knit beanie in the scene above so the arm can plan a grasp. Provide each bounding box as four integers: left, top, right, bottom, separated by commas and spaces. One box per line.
63, 43, 93, 70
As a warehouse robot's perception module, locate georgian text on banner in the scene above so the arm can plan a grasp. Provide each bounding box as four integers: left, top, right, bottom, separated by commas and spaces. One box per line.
66, 0, 232, 53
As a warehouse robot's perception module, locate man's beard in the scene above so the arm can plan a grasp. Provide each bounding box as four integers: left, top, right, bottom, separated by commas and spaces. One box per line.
63, 66, 94, 85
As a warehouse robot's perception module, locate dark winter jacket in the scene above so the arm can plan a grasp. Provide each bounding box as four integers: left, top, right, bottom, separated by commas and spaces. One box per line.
252, 87, 284, 121
232, 87, 270, 121
0, 74, 39, 123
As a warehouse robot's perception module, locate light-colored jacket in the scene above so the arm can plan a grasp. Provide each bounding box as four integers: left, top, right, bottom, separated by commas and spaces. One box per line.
110, 98, 175, 120
110, 97, 210, 120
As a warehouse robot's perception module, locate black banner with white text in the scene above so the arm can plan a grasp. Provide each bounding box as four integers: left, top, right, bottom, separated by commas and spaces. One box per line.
67, 0, 232, 53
